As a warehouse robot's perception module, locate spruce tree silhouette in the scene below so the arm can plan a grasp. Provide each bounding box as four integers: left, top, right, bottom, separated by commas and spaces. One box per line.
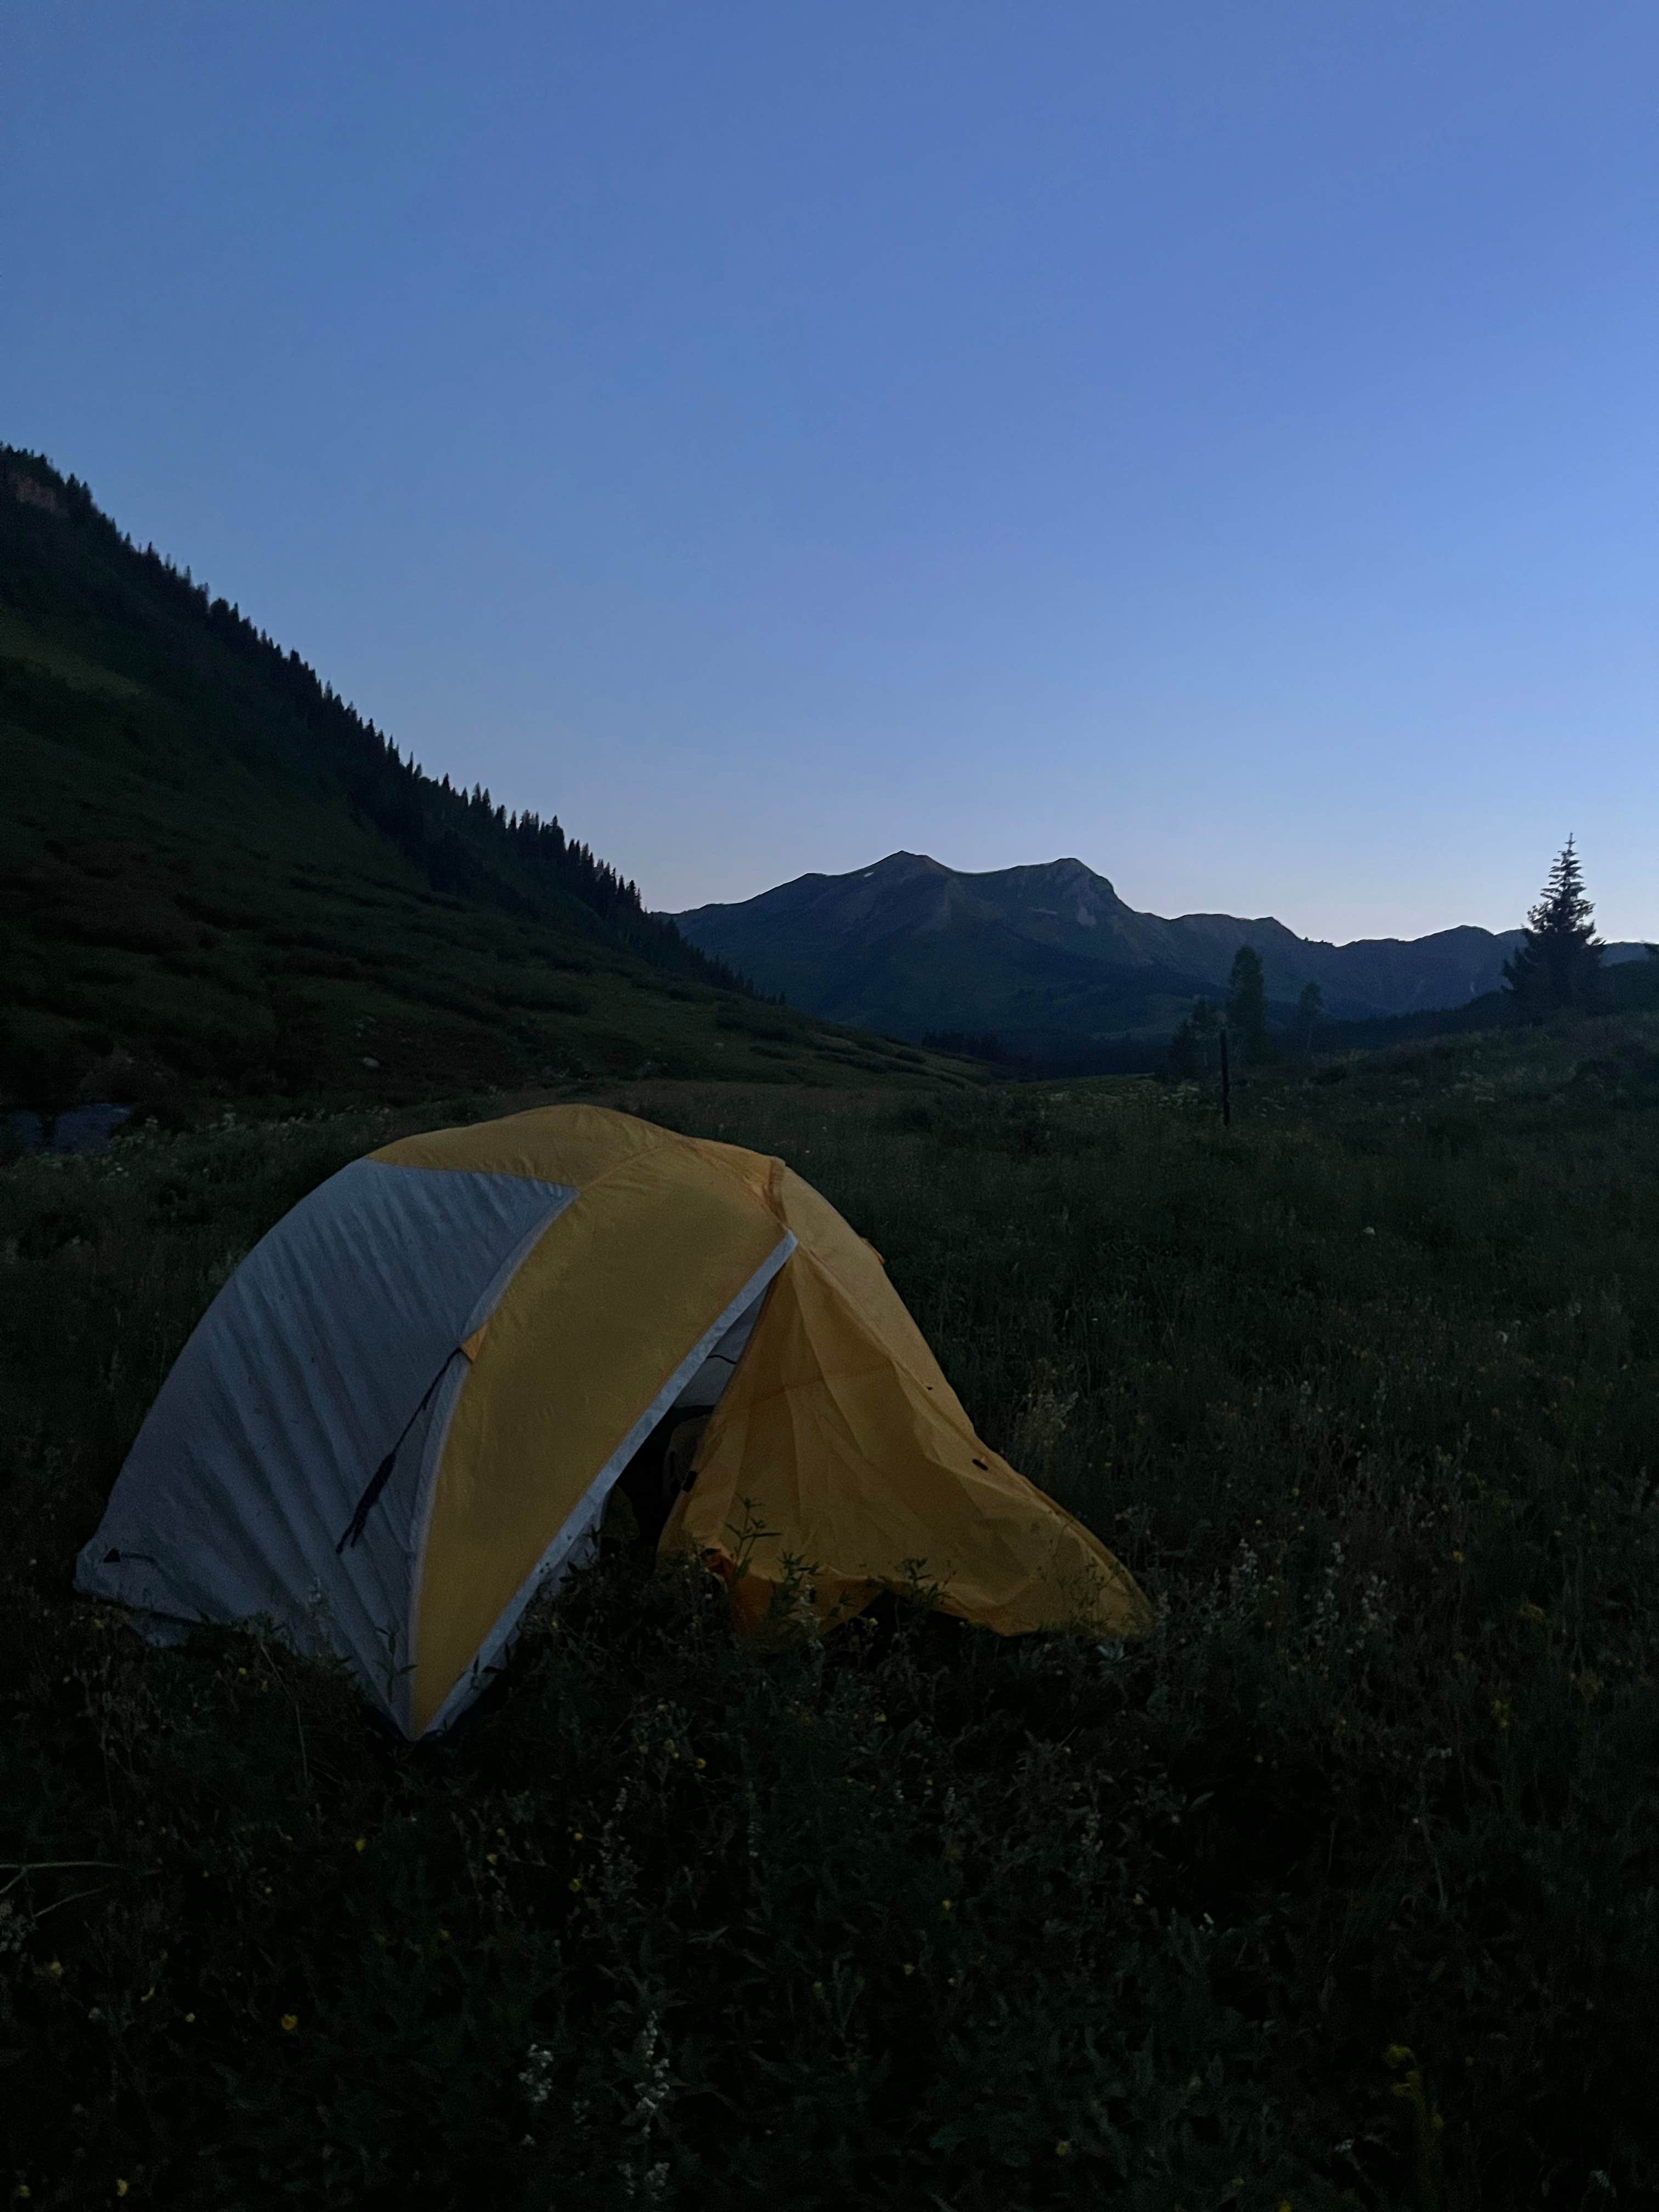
1503, 837, 1604, 1014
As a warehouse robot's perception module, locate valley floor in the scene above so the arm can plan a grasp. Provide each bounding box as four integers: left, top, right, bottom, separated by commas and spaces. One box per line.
4, 1024, 1659, 2207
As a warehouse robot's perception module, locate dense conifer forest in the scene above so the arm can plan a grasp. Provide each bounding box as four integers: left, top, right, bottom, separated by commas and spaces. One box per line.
1, 445, 743, 987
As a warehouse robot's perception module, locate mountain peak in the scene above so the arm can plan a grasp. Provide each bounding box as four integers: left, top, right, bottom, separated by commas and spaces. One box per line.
864, 851, 948, 879
670, 850, 1547, 1049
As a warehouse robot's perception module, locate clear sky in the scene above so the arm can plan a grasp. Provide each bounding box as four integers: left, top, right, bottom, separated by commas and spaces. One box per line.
4, 2, 1656, 940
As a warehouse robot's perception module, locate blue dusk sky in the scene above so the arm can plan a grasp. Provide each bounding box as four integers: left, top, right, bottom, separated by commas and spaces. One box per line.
4, 3, 1656, 939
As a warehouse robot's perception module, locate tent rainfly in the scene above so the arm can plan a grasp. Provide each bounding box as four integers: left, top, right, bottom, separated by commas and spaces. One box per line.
77, 1105, 1151, 1735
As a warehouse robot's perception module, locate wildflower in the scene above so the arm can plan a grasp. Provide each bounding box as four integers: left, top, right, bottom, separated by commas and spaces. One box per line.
1452, 1550, 1464, 1564
280, 2013, 298, 2032
45, 1960, 62, 1979
486, 1853, 499, 1866
1491, 1699, 1511, 1731
902, 1963, 915, 1977
1056, 2140, 1072, 2157
940, 1899, 953, 1914
353, 1837, 367, 1853
437, 1929, 450, 1942
568, 1877, 583, 1893
1384, 2044, 1414, 2068
184, 2013, 195, 2023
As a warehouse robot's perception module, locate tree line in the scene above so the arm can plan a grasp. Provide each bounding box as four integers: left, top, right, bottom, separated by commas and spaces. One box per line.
1163, 837, 1611, 1080
1, 447, 752, 996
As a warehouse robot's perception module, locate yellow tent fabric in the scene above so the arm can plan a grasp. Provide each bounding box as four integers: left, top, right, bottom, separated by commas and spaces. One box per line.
80, 1101, 1149, 1739
661, 1155, 1152, 1641
380, 1105, 1150, 1731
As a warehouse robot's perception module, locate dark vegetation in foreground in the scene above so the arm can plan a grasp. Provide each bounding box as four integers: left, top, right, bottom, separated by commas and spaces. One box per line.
5, 1023, 1659, 2207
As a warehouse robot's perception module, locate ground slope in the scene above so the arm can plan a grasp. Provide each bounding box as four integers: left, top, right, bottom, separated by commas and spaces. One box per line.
0, 452, 959, 1113
8, 1022, 1659, 2204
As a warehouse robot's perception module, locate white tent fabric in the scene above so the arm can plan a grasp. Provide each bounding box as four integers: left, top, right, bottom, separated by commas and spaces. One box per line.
76, 1152, 797, 1732
76, 1160, 575, 1705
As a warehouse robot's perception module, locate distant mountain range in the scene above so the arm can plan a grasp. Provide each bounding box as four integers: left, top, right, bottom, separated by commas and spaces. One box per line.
672, 851, 1648, 1064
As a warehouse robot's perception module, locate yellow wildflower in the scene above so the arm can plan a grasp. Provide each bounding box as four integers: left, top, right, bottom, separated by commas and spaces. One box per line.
280, 2013, 298, 2032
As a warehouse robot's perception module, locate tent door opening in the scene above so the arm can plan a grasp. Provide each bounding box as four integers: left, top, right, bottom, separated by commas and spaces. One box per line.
607, 1287, 769, 1547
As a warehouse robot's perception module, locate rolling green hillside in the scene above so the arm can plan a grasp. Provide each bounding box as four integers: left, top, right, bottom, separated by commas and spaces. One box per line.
0, 451, 961, 1116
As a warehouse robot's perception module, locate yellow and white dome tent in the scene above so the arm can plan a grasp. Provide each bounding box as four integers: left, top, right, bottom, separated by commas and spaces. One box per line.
77, 1105, 1151, 1735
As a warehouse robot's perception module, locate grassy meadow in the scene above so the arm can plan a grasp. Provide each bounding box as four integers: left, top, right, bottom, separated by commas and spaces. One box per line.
4, 1021, 1659, 2208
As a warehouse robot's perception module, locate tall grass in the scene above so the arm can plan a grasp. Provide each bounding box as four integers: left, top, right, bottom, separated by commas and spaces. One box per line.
4, 1031, 1658, 2207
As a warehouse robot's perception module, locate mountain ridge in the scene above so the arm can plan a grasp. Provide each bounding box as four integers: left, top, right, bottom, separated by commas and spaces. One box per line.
671, 850, 1646, 1059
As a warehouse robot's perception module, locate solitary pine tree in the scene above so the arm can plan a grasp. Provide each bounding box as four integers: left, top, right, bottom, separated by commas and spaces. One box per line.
1503, 837, 1604, 1014
1226, 946, 1268, 1062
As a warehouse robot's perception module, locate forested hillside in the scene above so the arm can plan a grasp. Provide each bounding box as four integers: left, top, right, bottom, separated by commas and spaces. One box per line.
1, 450, 949, 1115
